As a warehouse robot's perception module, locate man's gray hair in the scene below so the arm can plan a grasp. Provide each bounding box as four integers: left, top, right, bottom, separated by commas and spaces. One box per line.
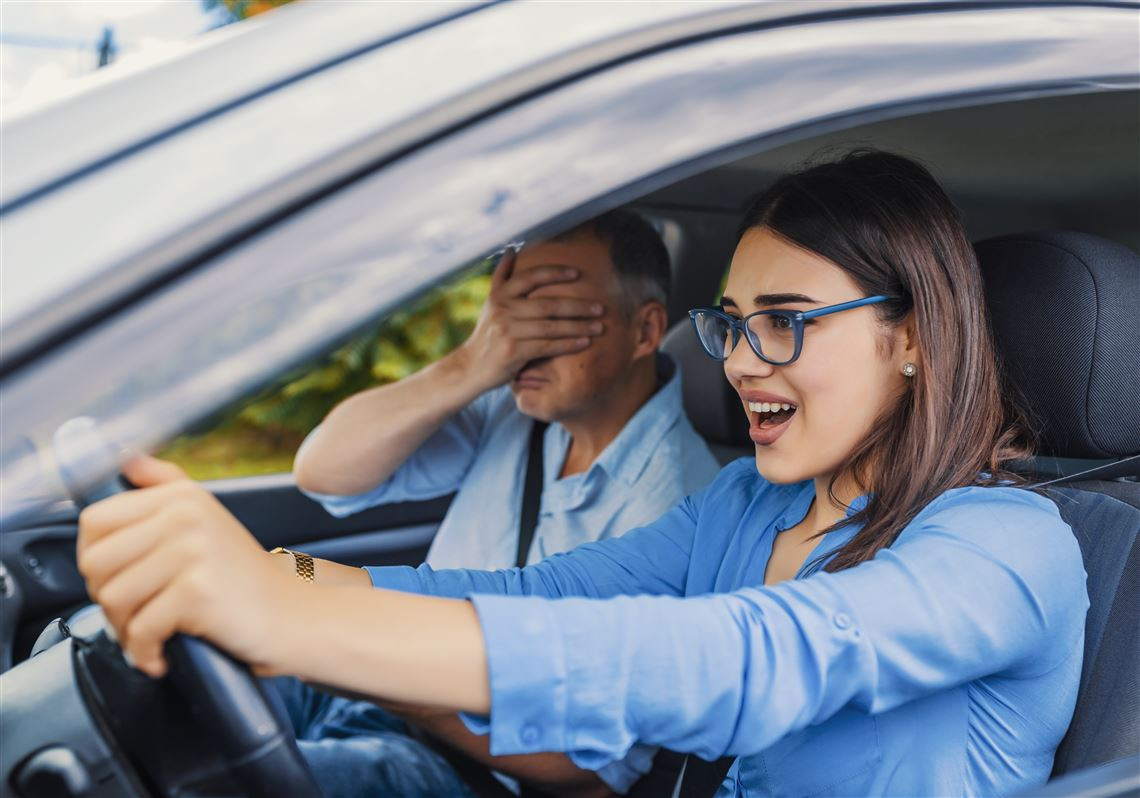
553, 209, 671, 317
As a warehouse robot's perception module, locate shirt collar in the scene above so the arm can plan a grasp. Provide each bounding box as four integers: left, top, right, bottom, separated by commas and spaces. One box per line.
554, 353, 685, 488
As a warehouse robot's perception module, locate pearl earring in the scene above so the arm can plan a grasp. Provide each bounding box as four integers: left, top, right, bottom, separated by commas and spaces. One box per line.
901, 362, 917, 377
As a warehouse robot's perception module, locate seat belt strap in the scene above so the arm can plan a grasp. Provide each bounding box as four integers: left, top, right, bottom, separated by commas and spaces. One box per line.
517, 421, 549, 569
628, 750, 735, 798
1030, 454, 1140, 488
676, 754, 735, 798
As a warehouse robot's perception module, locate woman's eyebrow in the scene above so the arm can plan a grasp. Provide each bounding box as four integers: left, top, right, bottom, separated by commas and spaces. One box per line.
755, 292, 820, 306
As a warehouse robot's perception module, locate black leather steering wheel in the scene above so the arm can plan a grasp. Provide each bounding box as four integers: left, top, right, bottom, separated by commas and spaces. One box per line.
55, 419, 324, 798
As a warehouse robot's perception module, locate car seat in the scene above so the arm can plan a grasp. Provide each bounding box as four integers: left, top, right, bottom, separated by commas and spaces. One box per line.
975, 231, 1139, 779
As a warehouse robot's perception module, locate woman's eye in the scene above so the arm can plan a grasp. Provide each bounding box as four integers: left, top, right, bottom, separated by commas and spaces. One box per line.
768, 315, 793, 331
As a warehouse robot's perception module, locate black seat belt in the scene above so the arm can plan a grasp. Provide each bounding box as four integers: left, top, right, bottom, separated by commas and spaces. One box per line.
675, 754, 735, 798
628, 750, 735, 798
516, 420, 549, 568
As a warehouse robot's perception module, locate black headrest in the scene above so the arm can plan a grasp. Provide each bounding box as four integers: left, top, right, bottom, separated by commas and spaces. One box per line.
976, 232, 1140, 459
662, 321, 748, 449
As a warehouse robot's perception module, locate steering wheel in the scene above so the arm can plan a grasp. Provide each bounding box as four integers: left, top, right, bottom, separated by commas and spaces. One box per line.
54, 419, 324, 798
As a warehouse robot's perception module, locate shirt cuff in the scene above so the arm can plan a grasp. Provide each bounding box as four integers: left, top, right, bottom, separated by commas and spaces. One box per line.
469, 594, 570, 756
365, 565, 422, 592
455, 716, 655, 795
595, 744, 658, 793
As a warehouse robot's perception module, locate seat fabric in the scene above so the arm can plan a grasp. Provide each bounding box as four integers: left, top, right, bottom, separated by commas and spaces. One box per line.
1047, 484, 1140, 775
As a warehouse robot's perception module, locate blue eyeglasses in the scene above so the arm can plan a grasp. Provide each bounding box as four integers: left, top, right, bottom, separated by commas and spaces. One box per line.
688, 295, 893, 366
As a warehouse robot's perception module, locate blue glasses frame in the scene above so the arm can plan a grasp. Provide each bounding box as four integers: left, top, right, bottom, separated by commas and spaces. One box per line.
688, 295, 893, 365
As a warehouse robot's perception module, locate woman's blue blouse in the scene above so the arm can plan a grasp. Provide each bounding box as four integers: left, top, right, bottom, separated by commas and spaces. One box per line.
368, 458, 1088, 797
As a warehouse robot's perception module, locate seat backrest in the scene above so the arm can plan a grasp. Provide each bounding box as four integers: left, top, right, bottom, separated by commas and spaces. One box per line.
1047, 484, 1139, 773
976, 231, 1140, 775
662, 320, 751, 464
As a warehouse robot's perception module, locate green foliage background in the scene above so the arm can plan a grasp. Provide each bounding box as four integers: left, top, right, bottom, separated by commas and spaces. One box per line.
159, 264, 492, 480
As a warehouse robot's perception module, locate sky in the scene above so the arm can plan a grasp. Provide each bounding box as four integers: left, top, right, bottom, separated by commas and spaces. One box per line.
0, 1, 227, 117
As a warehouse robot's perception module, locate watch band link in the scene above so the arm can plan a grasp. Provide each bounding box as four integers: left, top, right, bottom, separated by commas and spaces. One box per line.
269, 547, 315, 583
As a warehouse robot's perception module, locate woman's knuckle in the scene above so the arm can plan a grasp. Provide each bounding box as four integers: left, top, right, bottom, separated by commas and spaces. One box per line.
184, 567, 212, 600
124, 616, 147, 645
76, 549, 95, 580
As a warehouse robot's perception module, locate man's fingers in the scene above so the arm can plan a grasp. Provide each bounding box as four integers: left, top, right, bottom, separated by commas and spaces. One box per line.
122, 454, 188, 488
512, 297, 605, 321
503, 264, 580, 298
511, 319, 604, 340
515, 337, 593, 363
489, 247, 517, 291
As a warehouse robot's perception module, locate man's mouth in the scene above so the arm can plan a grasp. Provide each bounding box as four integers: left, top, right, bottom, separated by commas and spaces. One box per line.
745, 400, 797, 445
514, 369, 547, 388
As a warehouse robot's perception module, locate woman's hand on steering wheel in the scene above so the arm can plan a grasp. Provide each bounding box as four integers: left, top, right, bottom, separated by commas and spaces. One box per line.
77, 455, 304, 679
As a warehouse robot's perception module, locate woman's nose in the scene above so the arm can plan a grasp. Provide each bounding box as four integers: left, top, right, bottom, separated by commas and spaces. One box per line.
723, 335, 776, 383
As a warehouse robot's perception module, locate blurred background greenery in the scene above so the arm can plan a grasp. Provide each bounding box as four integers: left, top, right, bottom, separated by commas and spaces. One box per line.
158, 261, 492, 480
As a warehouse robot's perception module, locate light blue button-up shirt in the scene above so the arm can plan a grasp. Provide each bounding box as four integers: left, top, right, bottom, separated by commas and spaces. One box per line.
369, 458, 1088, 797
308, 354, 720, 571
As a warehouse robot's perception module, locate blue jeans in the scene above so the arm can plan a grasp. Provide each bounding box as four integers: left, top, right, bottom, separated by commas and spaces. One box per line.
263, 677, 477, 798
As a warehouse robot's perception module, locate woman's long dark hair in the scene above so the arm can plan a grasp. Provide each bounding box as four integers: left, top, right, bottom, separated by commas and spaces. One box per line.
739, 149, 1032, 573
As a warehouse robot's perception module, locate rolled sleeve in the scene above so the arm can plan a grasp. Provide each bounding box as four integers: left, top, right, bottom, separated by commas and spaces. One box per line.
366, 565, 426, 593
470, 594, 571, 756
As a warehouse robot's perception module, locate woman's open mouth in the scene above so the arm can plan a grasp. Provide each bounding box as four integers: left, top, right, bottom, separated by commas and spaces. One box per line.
746, 400, 797, 446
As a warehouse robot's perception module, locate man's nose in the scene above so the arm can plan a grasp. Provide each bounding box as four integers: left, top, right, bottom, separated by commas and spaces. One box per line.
723, 335, 776, 383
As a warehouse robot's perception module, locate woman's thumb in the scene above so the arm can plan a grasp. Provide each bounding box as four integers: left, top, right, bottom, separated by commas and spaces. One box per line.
121, 453, 189, 487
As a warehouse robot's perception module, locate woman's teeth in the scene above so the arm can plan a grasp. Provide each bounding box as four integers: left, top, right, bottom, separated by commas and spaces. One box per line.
747, 401, 794, 413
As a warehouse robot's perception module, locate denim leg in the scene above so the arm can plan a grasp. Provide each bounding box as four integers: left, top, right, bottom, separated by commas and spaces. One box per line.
261, 677, 476, 798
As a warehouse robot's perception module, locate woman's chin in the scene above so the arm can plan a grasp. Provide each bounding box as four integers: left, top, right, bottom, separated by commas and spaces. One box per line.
753, 449, 809, 485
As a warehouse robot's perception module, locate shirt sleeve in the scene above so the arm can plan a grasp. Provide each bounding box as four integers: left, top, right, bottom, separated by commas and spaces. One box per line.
298, 389, 498, 518
466, 487, 1087, 768
367, 488, 701, 599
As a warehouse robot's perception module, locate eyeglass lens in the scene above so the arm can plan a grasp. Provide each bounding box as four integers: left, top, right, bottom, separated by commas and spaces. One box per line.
694, 312, 797, 363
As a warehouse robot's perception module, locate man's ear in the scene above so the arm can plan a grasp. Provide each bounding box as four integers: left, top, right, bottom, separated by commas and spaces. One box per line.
632, 301, 668, 359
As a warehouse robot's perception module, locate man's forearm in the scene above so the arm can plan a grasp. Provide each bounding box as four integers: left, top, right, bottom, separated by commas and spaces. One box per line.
292, 349, 485, 496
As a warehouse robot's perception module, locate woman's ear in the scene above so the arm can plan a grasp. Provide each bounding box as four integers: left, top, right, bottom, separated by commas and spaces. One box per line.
633, 301, 668, 359
895, 313, 920, 370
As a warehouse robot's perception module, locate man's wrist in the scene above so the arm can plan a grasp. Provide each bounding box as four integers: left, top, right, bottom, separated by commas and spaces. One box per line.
436, 346, 498, 398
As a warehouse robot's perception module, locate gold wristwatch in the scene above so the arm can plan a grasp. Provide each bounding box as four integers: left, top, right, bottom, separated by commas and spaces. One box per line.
269, 547, 315, 583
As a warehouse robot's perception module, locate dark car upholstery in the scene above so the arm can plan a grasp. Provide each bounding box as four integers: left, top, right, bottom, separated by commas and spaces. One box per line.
662, 321, 750, 464
976, 232, 1139, 775
663, 230, 1139, 782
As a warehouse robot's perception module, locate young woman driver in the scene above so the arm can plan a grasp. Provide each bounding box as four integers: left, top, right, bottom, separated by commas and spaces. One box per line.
77, 150, 1087, 796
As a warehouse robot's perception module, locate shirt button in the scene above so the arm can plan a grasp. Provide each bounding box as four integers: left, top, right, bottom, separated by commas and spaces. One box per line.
833, 613, 852, 630
521, 725, 541, 746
